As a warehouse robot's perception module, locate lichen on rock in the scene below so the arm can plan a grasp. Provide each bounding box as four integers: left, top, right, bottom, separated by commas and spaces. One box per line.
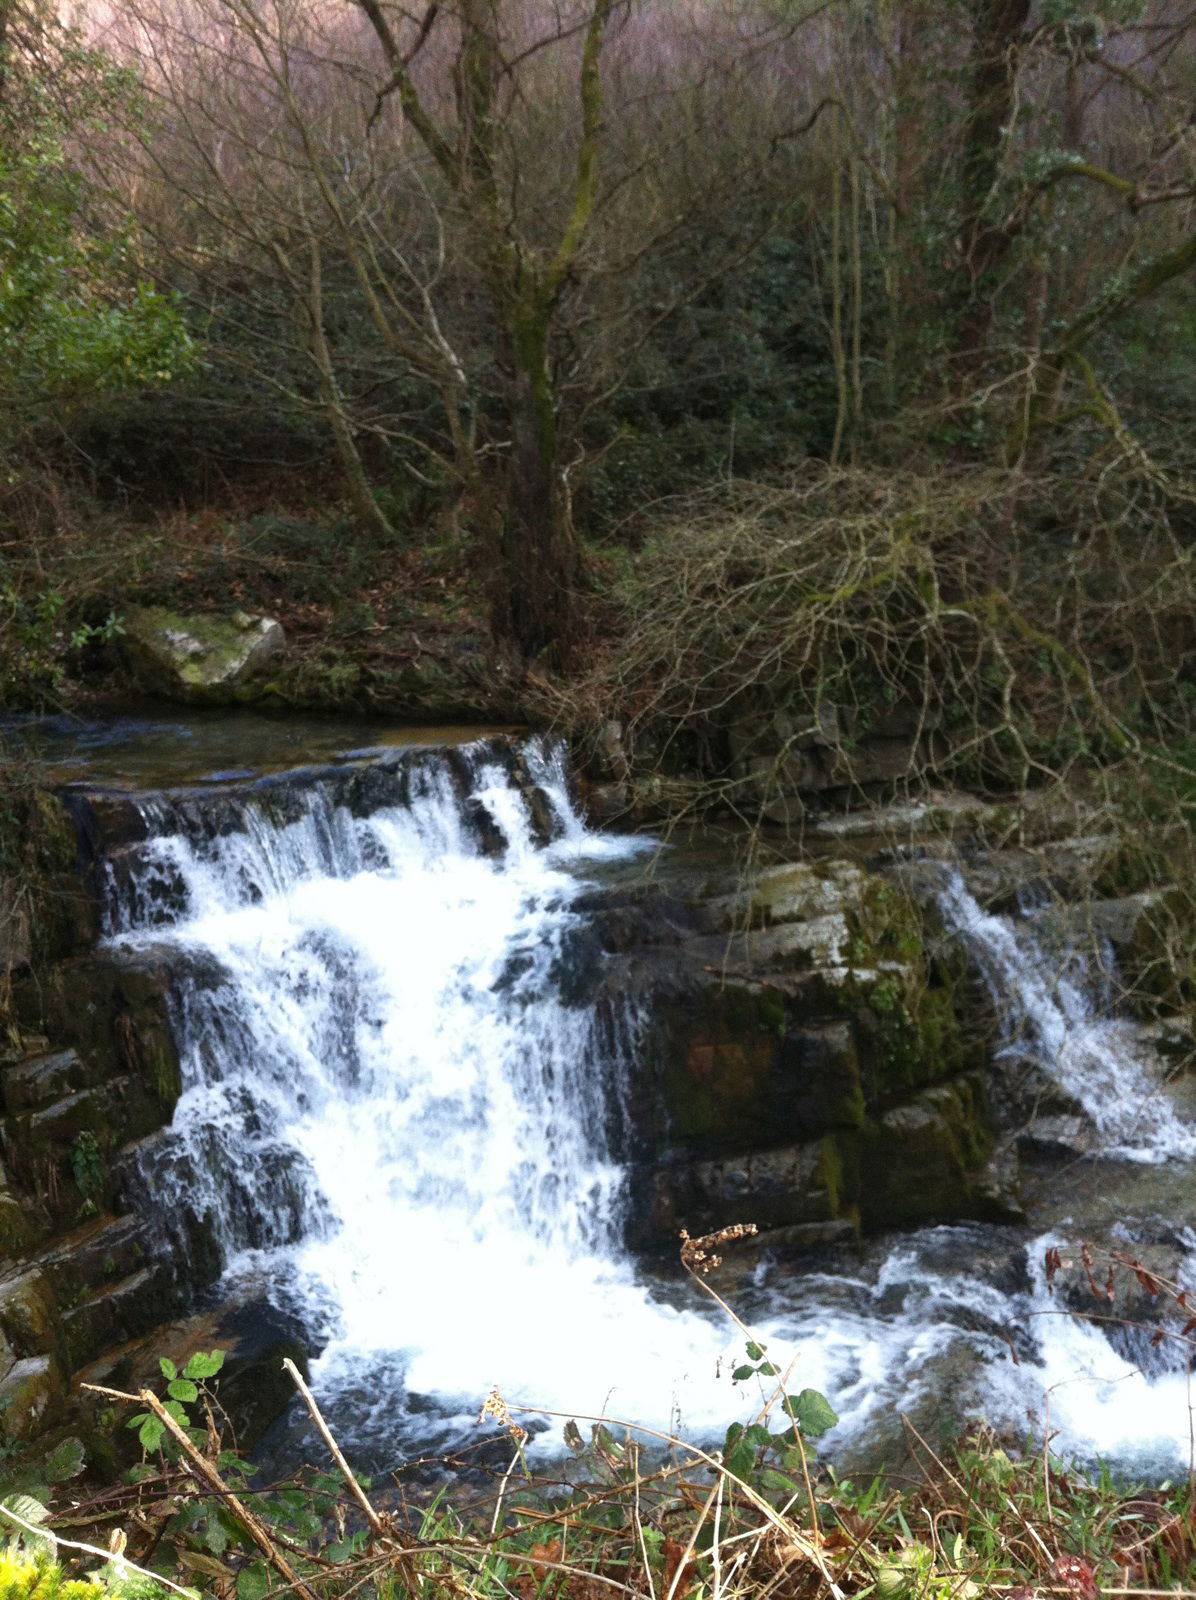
122, 607, 285, 703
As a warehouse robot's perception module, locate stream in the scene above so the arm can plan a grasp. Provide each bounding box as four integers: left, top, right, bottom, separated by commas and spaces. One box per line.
13, 714, 1196, 1479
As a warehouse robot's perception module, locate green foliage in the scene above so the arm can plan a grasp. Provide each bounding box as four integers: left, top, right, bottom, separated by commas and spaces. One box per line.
0, 141, 192, 413
0, 8, 194, 453
41, 1441, 84, 1487
127, 1352, 224, 1457
68, 1134, 104, 1202
722, 1340, 838, 1489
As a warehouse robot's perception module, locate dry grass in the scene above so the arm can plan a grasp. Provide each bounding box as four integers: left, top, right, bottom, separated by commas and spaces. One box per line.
17, 1234, 1196, 1600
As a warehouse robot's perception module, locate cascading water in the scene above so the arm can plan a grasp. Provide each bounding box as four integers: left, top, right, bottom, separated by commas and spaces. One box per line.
101, 744, 1196, 1474
105, 739, 753, 1459
934, 868, 1196, 1163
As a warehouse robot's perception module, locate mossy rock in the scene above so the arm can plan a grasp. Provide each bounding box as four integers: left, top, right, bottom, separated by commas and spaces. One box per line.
776, 1020, 867, 1131
0, 1191, 36, 1259
651, 1133, 855, 1239
0, 1271, 59, 1358
12, 957, 181, 1115
0, 1353, 64, 1441
655, 980, 793, 1149
0, 790, 97, 972
122, 607, 285, 704
850, 1074, 1011, 1229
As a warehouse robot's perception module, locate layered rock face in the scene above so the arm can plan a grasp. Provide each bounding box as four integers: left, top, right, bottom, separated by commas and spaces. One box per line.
0, 950, 182, 1440
598, 854, 1020, 1251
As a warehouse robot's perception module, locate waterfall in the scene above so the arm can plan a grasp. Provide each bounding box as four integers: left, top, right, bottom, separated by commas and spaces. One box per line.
105, 738, 745, 1459
102, 750, 1196, 1472
934, 868, 1196, 1164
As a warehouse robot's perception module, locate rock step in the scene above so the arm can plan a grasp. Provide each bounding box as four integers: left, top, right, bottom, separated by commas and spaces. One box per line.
35, 1214, 154, 1306
0, 1035, 49, 1070
59, 1264, 175, 1373
4, 1076, 164, 1160
3, 1048, 87, 1114
0, 1353, 63, 1441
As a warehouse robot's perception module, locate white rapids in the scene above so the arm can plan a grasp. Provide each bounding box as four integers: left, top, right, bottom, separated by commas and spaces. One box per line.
935, 868, 1196, 1163
103, 745, 1196, 1472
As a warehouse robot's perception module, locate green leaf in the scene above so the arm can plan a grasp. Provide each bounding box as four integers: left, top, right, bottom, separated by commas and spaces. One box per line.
168, 1379, 199, 1404
137, 1417, 166, 1453
731, 1365, 756, 1381
164, 1400, 189, 1424
204, 1516, 229, 1556
236, 1561, 271, 1600
787, 1389, 839, 1439
1, 1494, 55, 1555
593, 1424, 623, 1459
758, 1362, 781, 1377
744, 1424, 773, 1448
176, 1549, 235, 1581
159, 1357, 178, 1381
44, 1436, 86, 1482
725, 1441, 756, 1482
760, 1468, 799, 1496
2, 1494, 49, 1526
184, 1350, 226, 1381
745, 1341, 766, 1361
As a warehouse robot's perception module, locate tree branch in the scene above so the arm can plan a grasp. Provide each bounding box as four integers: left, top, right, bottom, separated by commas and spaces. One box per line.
356, 0, 458, 181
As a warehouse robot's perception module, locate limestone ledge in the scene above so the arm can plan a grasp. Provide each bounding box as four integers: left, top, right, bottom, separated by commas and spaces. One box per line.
621, 851, 1018, 1249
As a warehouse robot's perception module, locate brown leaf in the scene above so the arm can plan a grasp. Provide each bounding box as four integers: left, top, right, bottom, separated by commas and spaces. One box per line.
1050, 1553, 1099, 1600
663, 1537, 697, 1599
513, 1541, 563, 1600
1110, 1547, 1146, 1583
174, 1547, 236, 1581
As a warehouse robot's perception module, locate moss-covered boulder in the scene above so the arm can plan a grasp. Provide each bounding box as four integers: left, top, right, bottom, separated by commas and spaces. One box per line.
654, 858, 973, 1155
122, 607, 285, 703
633, 847, 1010, 1246
648, 1073, 1020, 1244
853, 1074, 1019, 1227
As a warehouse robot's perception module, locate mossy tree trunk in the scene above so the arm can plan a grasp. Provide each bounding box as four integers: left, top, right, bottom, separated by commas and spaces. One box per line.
355, 0, 615, 663
954, 0, 1032, 374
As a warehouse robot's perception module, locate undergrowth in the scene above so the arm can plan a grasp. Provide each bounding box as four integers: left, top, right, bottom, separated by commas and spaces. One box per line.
8, 1233, 1196, 1600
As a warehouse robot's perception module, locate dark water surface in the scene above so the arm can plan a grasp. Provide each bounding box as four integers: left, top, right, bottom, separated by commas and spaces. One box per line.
0, 706, 517, 789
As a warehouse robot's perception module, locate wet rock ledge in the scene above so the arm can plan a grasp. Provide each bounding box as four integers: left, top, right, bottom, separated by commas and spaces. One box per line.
0, 935, 184, 1441
597, 852, 1021, 1254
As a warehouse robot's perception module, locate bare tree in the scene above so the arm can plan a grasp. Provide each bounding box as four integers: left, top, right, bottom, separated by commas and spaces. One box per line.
99, 0, 826, 660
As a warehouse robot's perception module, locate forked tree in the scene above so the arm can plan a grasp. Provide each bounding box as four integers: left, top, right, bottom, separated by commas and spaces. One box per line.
104, 0, 822, 661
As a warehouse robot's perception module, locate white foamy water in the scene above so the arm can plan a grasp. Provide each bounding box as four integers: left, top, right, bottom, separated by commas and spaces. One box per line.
936, 869, 1196, 1163
104, 747, 1196, 1472
108, 742, 762, 1452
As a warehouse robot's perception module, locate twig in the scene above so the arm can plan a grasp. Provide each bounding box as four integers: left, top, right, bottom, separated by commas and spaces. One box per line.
282, 1359, 389, 1544
0, 1503, 197, 1600
83, 1382, 320, 1600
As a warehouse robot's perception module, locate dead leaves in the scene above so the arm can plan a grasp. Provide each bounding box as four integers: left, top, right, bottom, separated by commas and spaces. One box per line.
1050, 1553, 1099, 1600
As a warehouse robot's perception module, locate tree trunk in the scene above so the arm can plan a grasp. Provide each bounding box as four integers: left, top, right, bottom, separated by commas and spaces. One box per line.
955, 0, 1032, 370
494, 285, 579, 661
